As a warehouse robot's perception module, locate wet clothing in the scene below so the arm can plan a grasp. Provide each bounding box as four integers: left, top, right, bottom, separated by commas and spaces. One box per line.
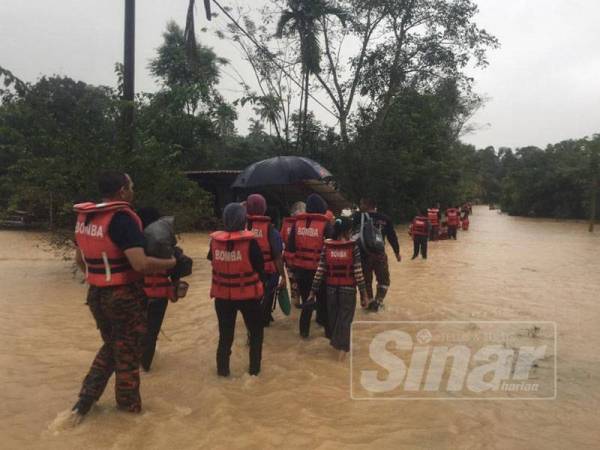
326, 286, 357, 352
141, 298, 168, 371
412, 236, 428, 259
351, 211, 398, 304
448, 226, 458, 240
311, 241, 366, 352
362, 252, 391, 302
215, 299, 263, 376
296, 268, 328, 338
351, 211, 400, 255
289, 221, 333, 337
78, 282, 147, 412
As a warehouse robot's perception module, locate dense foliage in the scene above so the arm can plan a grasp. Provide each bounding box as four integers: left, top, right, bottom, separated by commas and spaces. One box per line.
1, 1, 597, 228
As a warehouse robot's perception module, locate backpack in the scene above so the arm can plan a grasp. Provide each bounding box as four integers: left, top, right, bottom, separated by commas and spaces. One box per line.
359, 213, 385, 254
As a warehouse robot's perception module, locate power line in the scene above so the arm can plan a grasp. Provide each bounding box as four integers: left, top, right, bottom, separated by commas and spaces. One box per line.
209, 0, 339, 119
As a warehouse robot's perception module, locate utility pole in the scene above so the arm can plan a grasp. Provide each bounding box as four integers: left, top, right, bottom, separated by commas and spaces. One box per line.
589, 139, 599, 232
123, 0, 135, 151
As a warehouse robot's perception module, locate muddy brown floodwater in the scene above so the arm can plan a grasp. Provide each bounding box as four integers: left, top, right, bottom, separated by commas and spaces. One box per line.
1, 206, 599, 449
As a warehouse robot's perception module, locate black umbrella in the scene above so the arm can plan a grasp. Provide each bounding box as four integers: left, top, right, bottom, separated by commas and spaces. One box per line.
231, 156, 332, 188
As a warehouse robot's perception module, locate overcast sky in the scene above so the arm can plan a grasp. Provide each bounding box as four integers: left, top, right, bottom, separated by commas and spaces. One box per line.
1, 0, 599, 150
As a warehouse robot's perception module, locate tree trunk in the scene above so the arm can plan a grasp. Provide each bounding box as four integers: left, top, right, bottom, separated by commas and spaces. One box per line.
295, 71, 305, 152
302, 71, 310, 153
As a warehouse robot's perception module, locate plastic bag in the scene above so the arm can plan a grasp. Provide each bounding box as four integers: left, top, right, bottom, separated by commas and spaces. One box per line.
359, 213, 385, 254
144, 216, 176, 259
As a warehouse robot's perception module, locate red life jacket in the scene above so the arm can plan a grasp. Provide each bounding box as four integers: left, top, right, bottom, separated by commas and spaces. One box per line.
427, 208, 439, 226
280, 217, 296, 267
324, 240, 356, 287
74, 201, 143, 287
462, 218, 470, 231
446, 208, 459, 226
247, 215, 276, 274
411, 216, 428, 237
144, 272, 175, 299
293, 213, 329, 271
210, 230, 264, 301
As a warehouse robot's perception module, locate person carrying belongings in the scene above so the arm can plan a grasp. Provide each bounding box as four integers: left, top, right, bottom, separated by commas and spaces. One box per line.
352, 198, 401, 312
136, 207, 193, 372
307, 217, 369, 360
71, 172, 176, 422
281, 201, 306, 308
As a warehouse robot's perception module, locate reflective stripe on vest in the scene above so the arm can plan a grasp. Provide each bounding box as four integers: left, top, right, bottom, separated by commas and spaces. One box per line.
247, 215, 276, 274
427, 208, 439, 226
209, 230, 264, 300
74, 201, 143, 287
412, 216, 428, 236
143, 273, 174, 299
446, 209, 459, 226
324, 240, 355, 286
293, 213, 328, 271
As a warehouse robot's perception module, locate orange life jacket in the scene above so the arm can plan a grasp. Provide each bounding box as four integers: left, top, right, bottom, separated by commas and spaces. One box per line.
412, 216, 428, 237
293, 213, 329, 271
143, 272, 175, 299
446, 208, 459, 226
427, 208, 439, 226
461, 218, 470, 231
247, 215, 276, 274
210, 230, 264, 301
74, 201, 143, 287
280, 216, 296, 267
324, 240, 356, 287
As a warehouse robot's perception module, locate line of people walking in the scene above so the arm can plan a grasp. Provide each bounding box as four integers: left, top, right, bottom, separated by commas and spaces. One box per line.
68, 171, 471, 423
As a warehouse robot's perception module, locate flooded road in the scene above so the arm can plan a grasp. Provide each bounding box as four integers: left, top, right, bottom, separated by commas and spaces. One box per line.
1, 206, 599, 449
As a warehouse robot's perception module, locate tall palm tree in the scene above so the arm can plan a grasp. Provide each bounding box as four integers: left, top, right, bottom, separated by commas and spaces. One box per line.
275, 0, 347, 151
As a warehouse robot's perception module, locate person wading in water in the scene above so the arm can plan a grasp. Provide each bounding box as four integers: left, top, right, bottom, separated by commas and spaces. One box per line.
71, 172, 175, 423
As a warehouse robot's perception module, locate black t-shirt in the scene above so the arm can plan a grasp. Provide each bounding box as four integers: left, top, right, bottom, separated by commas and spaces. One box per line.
108, 211, 146, 250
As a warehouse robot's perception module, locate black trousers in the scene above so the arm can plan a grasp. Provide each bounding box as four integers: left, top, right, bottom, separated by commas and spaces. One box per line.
412, 236, 428, 259
429, 226, 439, 241
141, 298, 168, 371
448, 225, 457, 239
296, 268, 329, 338
262, 273, 279, 327
326, 286, 356, 352
214, 298, 263, 376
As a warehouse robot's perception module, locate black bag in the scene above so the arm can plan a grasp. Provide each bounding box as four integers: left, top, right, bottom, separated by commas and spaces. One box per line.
144, 216, 177, 259
359, 213, 385, 254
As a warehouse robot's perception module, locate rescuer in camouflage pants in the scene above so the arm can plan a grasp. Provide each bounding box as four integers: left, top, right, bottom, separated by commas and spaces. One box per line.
76, 283, 147, 413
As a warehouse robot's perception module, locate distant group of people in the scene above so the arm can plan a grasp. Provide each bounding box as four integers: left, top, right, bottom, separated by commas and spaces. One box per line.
68, 170, 472, 423
408, 203, 472, 259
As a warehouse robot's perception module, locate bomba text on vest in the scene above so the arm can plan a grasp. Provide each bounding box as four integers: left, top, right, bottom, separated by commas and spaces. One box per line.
75, 221, 104, 238
215, 249, 243, 262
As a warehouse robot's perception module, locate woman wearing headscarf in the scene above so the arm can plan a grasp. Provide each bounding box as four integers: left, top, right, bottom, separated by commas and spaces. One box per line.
287, 194, 334, 338
245, 194, 287, 327
207, 203, 265, 376
308, 216, 368, 360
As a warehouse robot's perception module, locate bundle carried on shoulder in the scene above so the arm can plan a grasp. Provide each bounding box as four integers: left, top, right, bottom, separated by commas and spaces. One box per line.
358, 213, 385, 254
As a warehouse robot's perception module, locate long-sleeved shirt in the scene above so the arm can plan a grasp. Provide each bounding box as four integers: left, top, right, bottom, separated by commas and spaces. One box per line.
352, 211, 400, 255
310, 240, 367, 295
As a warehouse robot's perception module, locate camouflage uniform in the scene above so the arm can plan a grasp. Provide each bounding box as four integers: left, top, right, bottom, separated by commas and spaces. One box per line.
78, 282, 147, 412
